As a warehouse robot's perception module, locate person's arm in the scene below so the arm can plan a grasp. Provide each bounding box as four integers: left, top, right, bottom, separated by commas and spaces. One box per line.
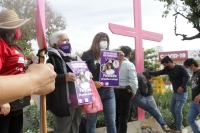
82, 52, 102, 89
0, 64, 56, 105
47, 54, 66, 84
118, 51, 124, 70
180, 65, 190, 89
81, 52, 96, 74
194, 71, 200, 104
128, 63, 138, 94
148, 69, 167, 76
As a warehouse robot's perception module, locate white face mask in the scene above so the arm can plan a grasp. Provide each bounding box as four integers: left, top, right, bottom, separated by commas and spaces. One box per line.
99, 41, 108, 49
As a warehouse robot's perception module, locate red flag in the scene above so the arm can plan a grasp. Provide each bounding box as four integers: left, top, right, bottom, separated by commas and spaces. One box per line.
35, 0, 47, 49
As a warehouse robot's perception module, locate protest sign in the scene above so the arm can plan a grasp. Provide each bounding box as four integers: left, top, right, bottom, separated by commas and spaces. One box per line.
100, 50, 119, 87
67, 61, 92, 105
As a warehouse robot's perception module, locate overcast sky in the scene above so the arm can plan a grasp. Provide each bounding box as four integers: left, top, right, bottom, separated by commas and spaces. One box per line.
32, 0, 200, 54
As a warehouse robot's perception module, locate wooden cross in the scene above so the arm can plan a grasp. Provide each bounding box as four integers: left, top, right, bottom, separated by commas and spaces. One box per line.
109, 0, 163, 120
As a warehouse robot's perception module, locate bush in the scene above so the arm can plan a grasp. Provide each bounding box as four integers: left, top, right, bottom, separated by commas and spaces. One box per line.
23, 104, 53, 132
153, 87, 192, 128
24, 87, 193, 131
96, 111, 105, 128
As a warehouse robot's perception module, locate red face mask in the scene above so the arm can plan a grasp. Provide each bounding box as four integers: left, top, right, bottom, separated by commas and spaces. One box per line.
15, 28, 21, 40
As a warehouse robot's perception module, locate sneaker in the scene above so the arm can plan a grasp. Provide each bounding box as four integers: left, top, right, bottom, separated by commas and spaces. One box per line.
162, 125, 171, 132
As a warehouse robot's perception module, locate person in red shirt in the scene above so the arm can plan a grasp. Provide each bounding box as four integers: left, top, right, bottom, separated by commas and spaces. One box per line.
0, 9, 30, 133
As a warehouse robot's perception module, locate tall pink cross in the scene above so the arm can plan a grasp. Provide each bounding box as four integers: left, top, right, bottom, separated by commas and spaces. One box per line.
109, 0, 163, 120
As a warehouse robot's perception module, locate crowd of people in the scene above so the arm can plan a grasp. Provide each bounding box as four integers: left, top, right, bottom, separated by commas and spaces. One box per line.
0, 9, 200, 133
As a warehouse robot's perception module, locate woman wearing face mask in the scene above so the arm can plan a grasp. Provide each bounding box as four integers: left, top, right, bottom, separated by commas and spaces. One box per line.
81, 32, 124, 133
47, 31, 82, 133
0, 10, 30, 133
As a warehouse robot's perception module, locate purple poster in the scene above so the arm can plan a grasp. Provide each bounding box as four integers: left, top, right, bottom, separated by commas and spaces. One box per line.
100, 50, 119, 87
67, 61, 92, 105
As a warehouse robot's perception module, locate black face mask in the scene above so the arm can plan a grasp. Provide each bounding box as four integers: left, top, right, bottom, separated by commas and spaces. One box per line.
165, 66, 170, 70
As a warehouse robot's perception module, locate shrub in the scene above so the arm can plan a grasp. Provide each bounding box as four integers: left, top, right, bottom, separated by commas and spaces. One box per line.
96, 111, 105, 128
153, 87, 192, 128
23, 104, 53, 132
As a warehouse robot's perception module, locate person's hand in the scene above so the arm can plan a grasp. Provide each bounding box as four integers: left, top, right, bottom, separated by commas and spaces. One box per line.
0, 103, 10, 116
25, 64, 56, 95
194, 94, 200, 104
131, 93, 135, 99
94, 81, 103, 89
66, 72, 76, 82
177, 87, 184, 94
90, 72, 93, 79
147, 79, 152, 85
118, 51, 124, 61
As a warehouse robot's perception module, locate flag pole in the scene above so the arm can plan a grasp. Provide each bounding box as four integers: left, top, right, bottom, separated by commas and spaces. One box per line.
39, 50, 47, 133
35, 0, 48, 132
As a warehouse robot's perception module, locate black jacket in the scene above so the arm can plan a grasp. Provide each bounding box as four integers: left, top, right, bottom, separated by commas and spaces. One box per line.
46, 50, 70, 117
81, 52, 100, 81
137, 73, 148, 96
149, 65, 189, 93
145, 84, 153, 96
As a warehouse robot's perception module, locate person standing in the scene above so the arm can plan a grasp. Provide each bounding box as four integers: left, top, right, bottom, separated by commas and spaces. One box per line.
0, 9, 30, 133
114, 46, 138, 133
47, 31, 82, 133
148, 56, 190, 133
184, 58, 200, 132
81, 32, 124, 133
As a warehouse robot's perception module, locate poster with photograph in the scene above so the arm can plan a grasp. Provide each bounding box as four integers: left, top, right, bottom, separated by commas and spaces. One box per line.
67, 61, 92, 105
100, 50, 119, 87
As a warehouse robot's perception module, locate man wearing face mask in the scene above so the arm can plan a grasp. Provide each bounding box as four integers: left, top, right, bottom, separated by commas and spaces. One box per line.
148, 56, 190, 133
46, 31, 82, 133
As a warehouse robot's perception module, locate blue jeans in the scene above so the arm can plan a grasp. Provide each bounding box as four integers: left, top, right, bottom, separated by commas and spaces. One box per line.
86, 88, 116, 133
186, 101, 200, 132
170, 92, 187, 130
132, 93, 166, 126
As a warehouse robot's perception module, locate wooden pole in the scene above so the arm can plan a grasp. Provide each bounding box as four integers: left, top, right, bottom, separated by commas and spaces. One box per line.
39, 50, 47, 133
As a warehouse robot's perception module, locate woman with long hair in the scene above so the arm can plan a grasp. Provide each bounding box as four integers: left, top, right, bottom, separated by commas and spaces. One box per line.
81, 32, 124, 133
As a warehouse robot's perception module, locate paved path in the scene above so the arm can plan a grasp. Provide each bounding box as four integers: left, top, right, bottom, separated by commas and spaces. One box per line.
96, 118, 200, 133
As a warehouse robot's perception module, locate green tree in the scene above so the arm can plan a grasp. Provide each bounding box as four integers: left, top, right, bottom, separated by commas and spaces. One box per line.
113, 46, 161, 71
0, 0, 66, 57
156, 0, 200, 40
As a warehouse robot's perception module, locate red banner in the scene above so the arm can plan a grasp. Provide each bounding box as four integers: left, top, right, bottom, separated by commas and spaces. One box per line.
159, 51, 188, 61
35, 0, 47, 49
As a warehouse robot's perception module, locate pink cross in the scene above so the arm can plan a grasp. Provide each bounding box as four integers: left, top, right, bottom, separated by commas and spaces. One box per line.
109, 0, 163, 120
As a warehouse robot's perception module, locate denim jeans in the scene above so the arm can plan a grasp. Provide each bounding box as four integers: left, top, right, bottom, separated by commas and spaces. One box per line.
86, 88, 116, 133
132, 93, 166, 126
145, 95, 162, 116
170, 92, 187, 130
186, 101, 200, 132
115, 89, 132, 133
